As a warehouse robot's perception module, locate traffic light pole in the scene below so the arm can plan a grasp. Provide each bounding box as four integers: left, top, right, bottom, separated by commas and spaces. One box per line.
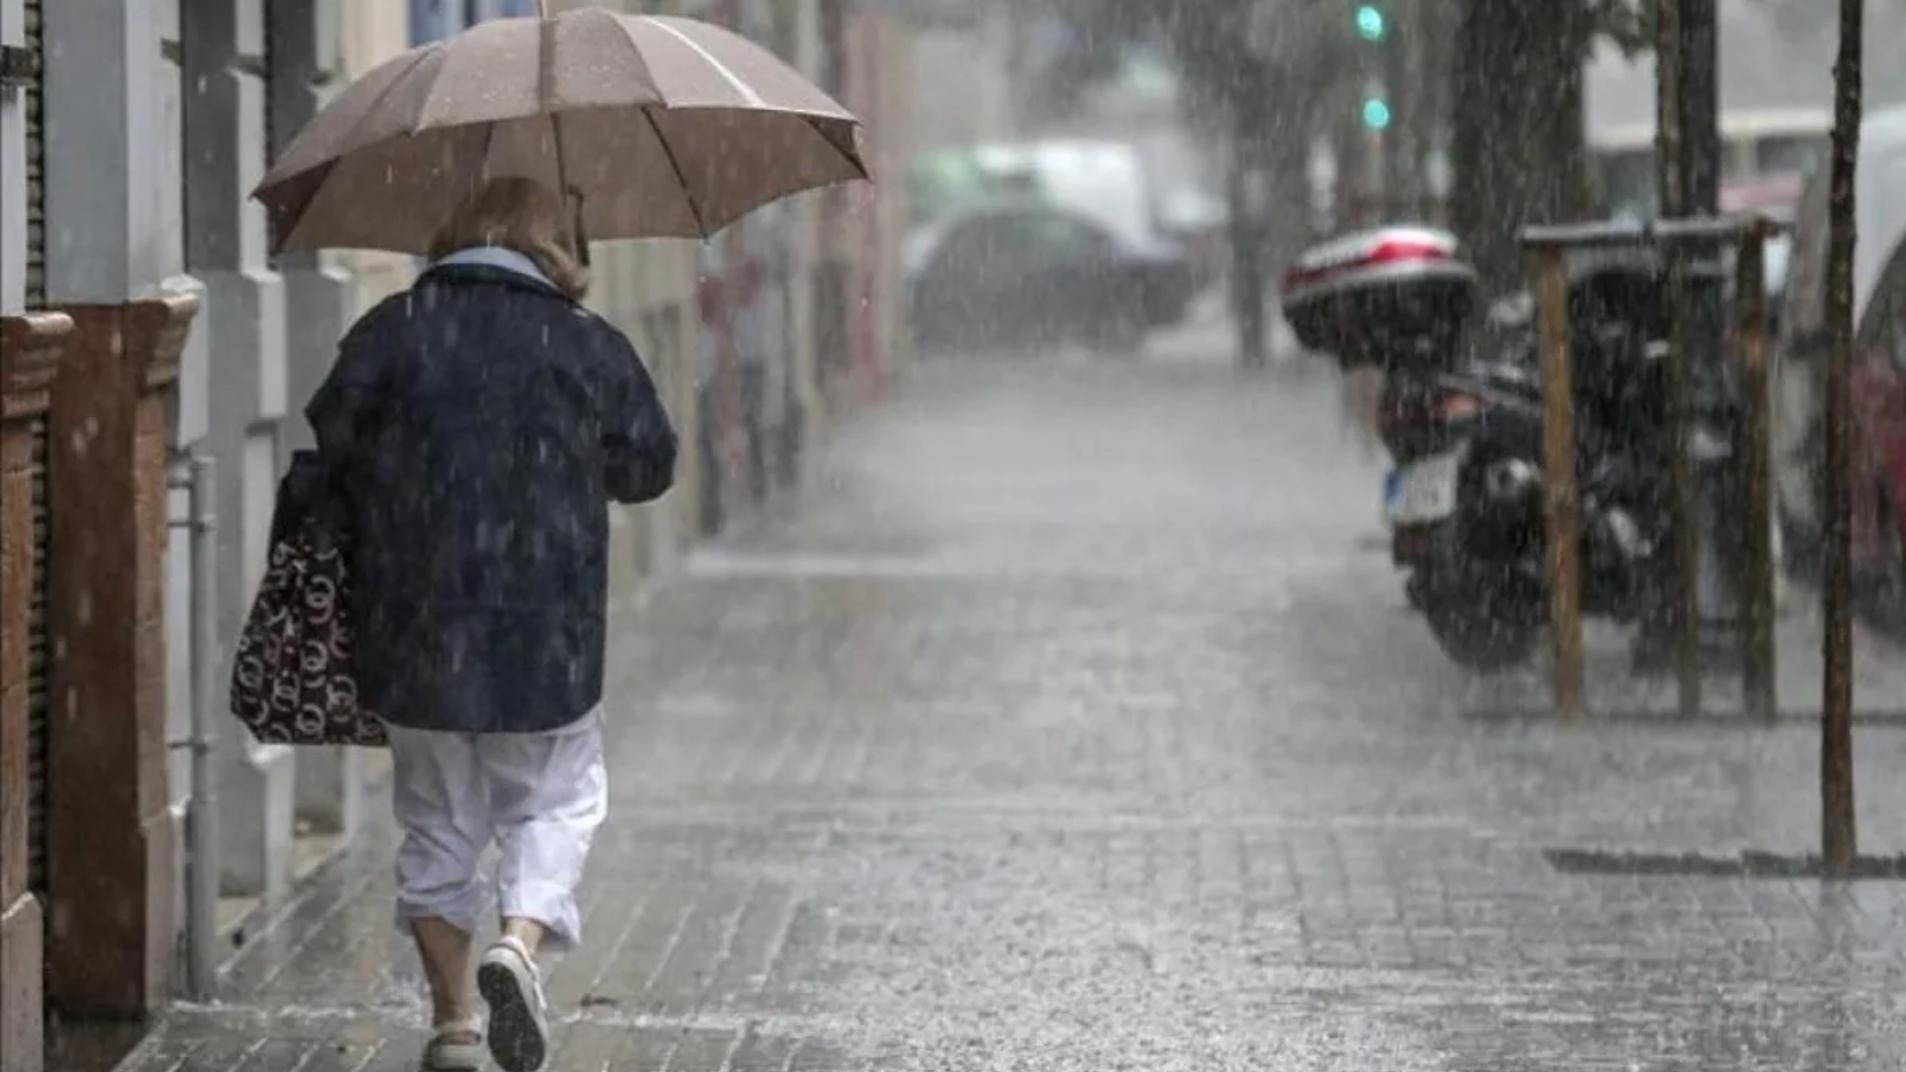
1349, 2, 1395, 221
1229, 93, 1270, 368
1337, 89, 1375, 228
1654, 0, 1702, 714
1380, 1, 1414, 218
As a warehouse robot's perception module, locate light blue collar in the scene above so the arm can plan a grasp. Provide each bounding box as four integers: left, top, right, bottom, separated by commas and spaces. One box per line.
431, 246, 555, 288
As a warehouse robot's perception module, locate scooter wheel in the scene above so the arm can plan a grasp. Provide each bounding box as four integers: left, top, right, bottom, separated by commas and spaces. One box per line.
1421, 588, 1542, 672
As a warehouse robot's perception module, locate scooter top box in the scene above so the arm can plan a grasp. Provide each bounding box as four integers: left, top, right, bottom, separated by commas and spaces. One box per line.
1280, 225, 1479, 363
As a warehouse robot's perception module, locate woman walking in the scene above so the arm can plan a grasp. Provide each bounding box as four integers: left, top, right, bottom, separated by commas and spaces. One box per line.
307, 178, 677, 1072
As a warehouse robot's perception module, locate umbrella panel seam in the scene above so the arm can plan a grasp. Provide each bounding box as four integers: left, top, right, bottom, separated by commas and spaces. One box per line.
310, 44, 443, 181
259, 11, 869, 253
640, 16, 766, 109
802, 114, 873, 183
642, 107, 709, 237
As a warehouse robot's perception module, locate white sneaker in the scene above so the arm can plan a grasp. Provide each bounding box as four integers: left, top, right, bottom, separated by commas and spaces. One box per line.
477, 936, 550, 1072
421, 1018, 485, 1072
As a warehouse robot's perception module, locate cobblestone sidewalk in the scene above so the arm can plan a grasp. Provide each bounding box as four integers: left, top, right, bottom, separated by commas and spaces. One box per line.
123, 352, 1906, 1071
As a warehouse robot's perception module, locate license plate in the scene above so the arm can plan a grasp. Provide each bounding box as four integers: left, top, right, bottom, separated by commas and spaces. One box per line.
1385, 451, 1462, 525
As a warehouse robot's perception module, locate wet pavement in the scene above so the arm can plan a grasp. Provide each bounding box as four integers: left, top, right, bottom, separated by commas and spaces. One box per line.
124, 338, 1906, 1070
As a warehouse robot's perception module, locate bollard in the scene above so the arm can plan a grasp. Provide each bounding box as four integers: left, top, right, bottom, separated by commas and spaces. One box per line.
1535, 248, 1585, 720
1735, 225, 1778, 719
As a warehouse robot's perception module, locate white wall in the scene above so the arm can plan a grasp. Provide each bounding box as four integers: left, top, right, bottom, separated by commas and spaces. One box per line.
42, 0, 182, 303
906, 13, 1019, 155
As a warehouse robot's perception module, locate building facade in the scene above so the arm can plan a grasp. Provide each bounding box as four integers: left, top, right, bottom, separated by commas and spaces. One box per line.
0, 1, 909, 1069
3, 3, 199, 1070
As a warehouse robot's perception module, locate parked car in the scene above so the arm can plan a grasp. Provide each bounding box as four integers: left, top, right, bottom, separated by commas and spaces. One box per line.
907, 139, 1164, 249
1774, 104, 1906, 620
905, 200, 1196, 353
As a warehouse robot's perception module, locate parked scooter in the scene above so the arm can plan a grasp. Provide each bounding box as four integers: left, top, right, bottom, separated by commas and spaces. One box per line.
1281, 227, 1719, 671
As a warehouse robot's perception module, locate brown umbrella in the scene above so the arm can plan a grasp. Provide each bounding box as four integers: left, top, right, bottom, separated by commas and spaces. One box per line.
253, 7, 868, 254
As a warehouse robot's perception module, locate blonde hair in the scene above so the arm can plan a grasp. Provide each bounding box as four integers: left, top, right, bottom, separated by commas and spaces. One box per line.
429, 177, 590, 299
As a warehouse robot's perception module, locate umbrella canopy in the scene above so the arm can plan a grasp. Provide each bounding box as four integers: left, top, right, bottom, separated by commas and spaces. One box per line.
254, 8, 868, 254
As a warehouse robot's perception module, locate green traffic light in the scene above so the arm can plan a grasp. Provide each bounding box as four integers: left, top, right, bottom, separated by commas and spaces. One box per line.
1363, 98, 1393, 130
1356, 5, 1386, 41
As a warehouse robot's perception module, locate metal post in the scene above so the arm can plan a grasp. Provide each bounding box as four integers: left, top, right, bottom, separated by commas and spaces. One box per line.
1536, 248, 1585, 719
186, 454, 221, 998
1665, 247, 1703, 717
1336, 85, 1372, 230
1736, 224, 1777, 719
1656, 0, 1701, 716
1681, 0, 1742, 662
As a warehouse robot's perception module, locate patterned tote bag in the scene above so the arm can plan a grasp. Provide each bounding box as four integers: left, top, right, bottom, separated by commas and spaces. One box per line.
229, 451, 387, 747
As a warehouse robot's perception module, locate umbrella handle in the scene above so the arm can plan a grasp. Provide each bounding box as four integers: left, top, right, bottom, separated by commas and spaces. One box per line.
571, 189, 591, 269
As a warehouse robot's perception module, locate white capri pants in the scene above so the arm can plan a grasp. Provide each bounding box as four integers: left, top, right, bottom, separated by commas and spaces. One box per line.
386, 709, 606, 951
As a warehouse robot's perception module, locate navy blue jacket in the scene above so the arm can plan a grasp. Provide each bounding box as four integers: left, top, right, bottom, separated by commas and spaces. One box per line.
308, 263, 677, 734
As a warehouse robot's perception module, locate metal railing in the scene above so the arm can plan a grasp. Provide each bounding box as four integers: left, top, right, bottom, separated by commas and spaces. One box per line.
1520, 214, 1781, 721
167, 451, 221, 999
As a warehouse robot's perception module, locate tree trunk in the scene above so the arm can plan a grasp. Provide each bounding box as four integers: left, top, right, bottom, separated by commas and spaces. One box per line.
1821, 0, 1863, 878
1228, 138, 1268, 368
1449, 0, 1589, 296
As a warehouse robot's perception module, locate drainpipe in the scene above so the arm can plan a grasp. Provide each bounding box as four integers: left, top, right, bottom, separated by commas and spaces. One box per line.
169, 452, 221, 998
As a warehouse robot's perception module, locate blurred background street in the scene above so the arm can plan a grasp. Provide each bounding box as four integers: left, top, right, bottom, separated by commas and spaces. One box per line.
8, 1, 1906, 1070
